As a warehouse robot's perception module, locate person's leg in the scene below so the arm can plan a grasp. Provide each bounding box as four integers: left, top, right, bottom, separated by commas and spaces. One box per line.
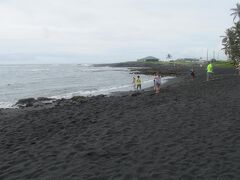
210, 73, 213, 80
137, 84, 141, 90
207, 72, 209, 81
156, 84, 160, 93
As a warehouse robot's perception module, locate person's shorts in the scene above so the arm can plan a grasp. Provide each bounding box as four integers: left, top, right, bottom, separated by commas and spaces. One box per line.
207, 72, 213, 78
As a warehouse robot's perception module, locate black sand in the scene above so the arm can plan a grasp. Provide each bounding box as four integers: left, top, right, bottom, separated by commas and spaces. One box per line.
0, 66, 240, 179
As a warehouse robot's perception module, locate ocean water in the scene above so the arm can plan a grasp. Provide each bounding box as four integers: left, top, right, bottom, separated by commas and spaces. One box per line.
0, 64, 172, 108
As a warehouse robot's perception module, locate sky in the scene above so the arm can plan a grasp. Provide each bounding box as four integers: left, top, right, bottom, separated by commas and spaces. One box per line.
0, 0, 238, 64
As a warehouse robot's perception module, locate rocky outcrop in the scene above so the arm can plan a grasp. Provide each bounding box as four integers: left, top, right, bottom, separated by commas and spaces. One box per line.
15, 97, 56, 108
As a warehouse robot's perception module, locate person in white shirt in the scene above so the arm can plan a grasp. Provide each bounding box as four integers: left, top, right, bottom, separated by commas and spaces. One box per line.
154, 73, 161, 93
132, 75, 136, 90
153, 72, 157, 91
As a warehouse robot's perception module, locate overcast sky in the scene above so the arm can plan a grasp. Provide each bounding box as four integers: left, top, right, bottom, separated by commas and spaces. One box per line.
0, 0, 238, 64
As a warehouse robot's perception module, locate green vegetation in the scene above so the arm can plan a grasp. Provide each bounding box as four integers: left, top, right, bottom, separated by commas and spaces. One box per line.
144, 59, 159, 62
222, 3, 240, 65
141, 60, 194, 66
212, 61, 234, 68
142, 60, 234, 68
142, 61, 169, 65
174, 60, 195, 66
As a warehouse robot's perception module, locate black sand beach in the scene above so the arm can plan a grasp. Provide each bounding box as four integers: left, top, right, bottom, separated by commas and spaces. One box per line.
0, 64, 240, 179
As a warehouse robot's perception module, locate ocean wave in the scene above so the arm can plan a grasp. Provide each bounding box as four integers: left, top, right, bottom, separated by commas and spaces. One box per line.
80, 67, 129, 72
30, 69, 50, 72
78, 64, 92, 67
50, 79, 158, 99
0, 77, 173, 108
50, 84, 133, 99
0, 102, 15, 109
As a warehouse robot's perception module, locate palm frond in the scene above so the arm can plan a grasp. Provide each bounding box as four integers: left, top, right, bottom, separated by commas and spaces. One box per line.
231, 3, 240, 22
222, 37, 228, 43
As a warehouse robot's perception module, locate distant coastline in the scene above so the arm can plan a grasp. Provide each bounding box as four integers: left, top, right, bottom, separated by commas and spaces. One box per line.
94, 60, 194, 76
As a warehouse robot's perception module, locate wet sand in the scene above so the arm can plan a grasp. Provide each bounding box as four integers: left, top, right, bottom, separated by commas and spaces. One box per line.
0, 66, 240, 179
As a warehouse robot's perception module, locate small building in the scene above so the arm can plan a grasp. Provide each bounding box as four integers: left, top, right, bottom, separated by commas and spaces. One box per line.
137, 56, 159, 62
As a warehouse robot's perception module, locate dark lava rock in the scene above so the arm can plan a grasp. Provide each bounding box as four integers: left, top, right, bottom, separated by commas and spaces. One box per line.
36, 97, 56, 101
15, 98, 37, 107
71, 96, 86, 102
131, 92, 141, 97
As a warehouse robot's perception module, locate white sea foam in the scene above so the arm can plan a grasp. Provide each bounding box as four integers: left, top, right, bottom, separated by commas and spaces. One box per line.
79, 64, 92, 67
79, 67, 129, 72
30, 69, 50, 72
50, 84, 133, 99
50, 77, 172, 100
0, 102, 15, 109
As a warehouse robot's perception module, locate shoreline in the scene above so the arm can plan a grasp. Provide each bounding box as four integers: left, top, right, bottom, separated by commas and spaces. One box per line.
2, 63, 177, 109
1, 62, 240, 179
6, 75, 176, 110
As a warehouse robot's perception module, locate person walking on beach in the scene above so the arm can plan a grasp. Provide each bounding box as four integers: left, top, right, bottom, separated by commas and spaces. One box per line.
132, 75, 136, 90
206, 62, 213, 81
136, 75, 141, 90
190, 68, 195, 80
154, 73, 161, 93
153, 73, 157, 90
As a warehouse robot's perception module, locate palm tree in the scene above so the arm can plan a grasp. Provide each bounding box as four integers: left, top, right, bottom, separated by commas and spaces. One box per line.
231, 3, 240, 22
221, 34, 228, 54
222, 25, 240, 64
166, 54, 172, 60
222, 4, 240, 64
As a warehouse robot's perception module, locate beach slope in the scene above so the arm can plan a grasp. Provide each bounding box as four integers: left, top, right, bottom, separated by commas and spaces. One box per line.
0, 67, 240, 179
